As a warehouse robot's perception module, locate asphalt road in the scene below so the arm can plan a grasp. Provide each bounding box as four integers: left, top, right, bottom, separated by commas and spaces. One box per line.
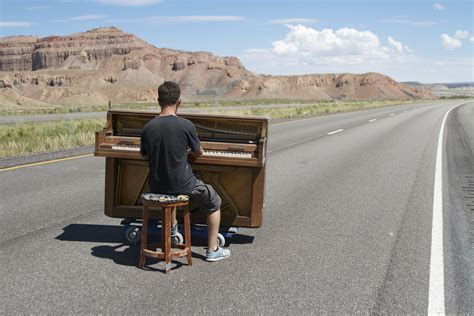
1, 100, 473, 313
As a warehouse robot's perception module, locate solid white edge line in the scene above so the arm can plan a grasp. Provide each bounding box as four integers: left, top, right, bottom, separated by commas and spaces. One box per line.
368, 119, 377, 122
327, 129, 343, 135
428, 102, 464, 315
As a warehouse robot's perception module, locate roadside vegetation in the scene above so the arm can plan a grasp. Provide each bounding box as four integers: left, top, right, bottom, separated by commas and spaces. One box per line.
206, 100, 418, 118
0, 119, 105, 158
1, 99, 423, 159
0, 98, 427, 116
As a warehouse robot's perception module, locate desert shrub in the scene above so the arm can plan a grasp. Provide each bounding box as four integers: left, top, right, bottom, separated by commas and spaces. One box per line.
0, 119, 105, 158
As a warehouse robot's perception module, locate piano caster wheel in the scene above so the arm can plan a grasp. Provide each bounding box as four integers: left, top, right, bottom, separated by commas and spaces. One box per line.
217, 233, 226, 248
171, 232, 184, 246
125, 226, 141, 244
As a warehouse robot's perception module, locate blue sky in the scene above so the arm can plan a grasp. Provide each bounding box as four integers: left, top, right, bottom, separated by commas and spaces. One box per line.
0, 0, 472, 83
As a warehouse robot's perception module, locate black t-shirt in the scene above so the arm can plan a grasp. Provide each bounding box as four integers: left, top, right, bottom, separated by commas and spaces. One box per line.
140, 115, 201, 195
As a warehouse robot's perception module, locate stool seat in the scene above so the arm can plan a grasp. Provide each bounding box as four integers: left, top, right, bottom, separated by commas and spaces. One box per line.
141, 193, 189, 203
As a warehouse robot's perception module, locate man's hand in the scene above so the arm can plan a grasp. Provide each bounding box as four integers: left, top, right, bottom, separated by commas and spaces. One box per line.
141, 154, 149, 161
192, 146, 204, 158
188, 146, 204, 162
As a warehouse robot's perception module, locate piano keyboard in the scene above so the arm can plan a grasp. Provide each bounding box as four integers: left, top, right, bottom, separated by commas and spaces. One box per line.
112, 144, 139, 151
203, 150, 253, 159
109, 144, 253, 159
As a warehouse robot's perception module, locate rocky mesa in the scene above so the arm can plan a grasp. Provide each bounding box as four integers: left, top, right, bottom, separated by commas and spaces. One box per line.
0, 27, 431, 106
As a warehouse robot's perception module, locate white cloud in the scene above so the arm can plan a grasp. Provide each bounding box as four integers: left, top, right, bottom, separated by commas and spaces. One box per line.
96, 0, 159, 6
388, 36, 411, 53
470, 37, 474, 43
441, 33, 462, 49
268, 18, 317, 25
269, 25, 410, 61
433, 3, 446, 10
241, 25, 471, 82
241, 24, 413, 77
0, 21, 33, 28
379, 18, 437, 26
56, 14, 107, 22
454, 30, 470, 39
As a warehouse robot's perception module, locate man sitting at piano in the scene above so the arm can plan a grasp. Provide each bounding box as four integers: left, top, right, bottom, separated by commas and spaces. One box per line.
140, 81, 230, 262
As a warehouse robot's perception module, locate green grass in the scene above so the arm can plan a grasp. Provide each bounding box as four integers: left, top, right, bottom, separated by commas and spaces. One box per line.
0, 103, 159, 116
0, 119, 105, 158
0, 98, 421, 115
0, 99, 318, 115
0, 99, 421, 159
204, 100, 417, 119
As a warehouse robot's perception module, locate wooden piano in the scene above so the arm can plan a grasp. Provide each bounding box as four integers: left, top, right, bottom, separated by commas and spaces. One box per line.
94, 110, 268, 228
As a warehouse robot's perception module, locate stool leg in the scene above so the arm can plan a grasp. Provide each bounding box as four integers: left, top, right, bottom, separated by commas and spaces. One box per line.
164, 206, 172, 273
183, 205, 192, 266
139, 204, 149, 268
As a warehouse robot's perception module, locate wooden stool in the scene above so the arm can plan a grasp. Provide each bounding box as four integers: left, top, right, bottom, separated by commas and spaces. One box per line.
138, 193, 192, 273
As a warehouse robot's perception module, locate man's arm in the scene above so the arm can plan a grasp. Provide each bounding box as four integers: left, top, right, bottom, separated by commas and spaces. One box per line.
191, 146, 204, 158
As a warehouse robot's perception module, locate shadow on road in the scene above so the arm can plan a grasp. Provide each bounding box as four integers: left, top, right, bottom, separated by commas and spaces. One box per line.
56, 223, 256, 246
55, 223, 255, 272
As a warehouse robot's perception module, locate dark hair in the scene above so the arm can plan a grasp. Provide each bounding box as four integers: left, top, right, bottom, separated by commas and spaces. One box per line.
158, 81, 181, 107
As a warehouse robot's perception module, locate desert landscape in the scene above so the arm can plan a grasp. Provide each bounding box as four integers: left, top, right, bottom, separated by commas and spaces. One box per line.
0, 26, 433, 111
1, 1, 474, 314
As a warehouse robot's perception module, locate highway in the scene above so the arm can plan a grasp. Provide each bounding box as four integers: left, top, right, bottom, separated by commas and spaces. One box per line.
1, 100, 473, 313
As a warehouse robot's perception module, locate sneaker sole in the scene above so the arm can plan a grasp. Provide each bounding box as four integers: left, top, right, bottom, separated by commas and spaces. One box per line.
206, 255, 230, 262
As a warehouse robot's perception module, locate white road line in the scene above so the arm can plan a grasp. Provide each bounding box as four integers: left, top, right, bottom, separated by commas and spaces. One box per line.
390, 113, 395, 116
327, 129, 343, 135
368, 119, 377, 123
428, 102, 465, 315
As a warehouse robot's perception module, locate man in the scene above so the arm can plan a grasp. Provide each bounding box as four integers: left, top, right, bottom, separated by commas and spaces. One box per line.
140, 81, 230, 262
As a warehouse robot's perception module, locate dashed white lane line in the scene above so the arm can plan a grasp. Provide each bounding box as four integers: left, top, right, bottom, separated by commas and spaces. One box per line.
428, 102, 466, 315
368, 119, 377, 123
389, 113, 395, 116
327, 129, 343, 135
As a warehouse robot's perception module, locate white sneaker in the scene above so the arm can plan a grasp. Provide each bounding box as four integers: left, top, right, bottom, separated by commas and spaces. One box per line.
206, 246, 231, 262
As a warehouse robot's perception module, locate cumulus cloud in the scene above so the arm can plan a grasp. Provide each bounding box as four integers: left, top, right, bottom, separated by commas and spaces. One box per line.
454, 30, 470, 39
254, 25, 411, 63
388, 36, 412, 53
96, 0, 159, 6
433, 3, 446, 10
240, 24, 415, 79
0, 21, 32, 27
440, 30, 472, 49
470, 37, 474, 43
441, 33, 462, 49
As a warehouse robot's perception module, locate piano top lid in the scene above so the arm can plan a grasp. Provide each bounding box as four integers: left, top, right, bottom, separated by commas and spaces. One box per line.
107, 109, 270, 123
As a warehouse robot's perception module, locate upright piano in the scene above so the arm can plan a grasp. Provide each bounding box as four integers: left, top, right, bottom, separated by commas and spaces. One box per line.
94, 110, 269, 228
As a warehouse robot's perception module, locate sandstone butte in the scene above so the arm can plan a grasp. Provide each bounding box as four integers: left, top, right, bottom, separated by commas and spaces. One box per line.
0, 26, 431, 107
